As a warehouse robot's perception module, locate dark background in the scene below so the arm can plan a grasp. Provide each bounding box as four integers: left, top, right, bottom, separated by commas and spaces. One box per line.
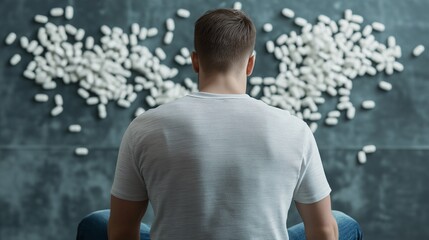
1, 0, 428, 239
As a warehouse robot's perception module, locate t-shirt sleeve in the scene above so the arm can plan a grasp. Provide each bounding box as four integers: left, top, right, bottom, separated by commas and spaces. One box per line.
293, 125, 331, 204
110, 123, 149, 201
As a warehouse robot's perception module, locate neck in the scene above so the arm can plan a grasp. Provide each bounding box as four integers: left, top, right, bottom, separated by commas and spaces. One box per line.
198, 71, 247, 94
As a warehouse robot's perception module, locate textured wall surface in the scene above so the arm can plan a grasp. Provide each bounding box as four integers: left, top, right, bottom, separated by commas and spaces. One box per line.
0, 0, 428, 239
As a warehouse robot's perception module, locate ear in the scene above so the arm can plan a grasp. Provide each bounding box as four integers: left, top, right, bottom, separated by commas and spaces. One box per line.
191, 51, 199, 73
246, 52, 256, 76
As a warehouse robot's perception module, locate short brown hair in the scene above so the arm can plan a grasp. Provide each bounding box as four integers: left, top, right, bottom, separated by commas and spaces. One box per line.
194, 8, 256, 73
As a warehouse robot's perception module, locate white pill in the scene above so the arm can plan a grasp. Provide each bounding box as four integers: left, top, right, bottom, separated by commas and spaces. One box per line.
344, 9, 352, 20
9, 54, 21, 65
263, 23, 273, 33
68, 124, 82, 133
294, 17, 307, 27
309, 112, 322, 121
378, 81, 392, 91
86, 97, 99, 105
249, 77, 263, 85
362, 25, 372, 36
51, 105, 63, 116
85, 36, 94, 49
250, 85, 261, 97
98, 104, 107, 119
131, 23, 140, 35
5, 32, 17, 45
75, 147, 89, 156
175, 55, 186, 65
75, 29, 85, 41
233, 1, 242, 10
134, 107, 145, 117
361, 100, 376, 109
180, 47, 190, 57
351, 14, 363, 24
325, 117, 338, 126
147, 27, 158, 37
155, 47, 166, 60
393, 62, 404, 72
166, 18, 175, 31
20, 36, 29, 48
372, 22, 385, 32
101, 25, 111, 35
146, 95, 156, 107
266, 40, 275, 53
177, 8, 190, 18
363, 144, 376, 154
65, 6, 74, 20
54, 94, 63, 105
412, 44, 425, 57
328, 110, 341, 118
281, 8, 295, 18
77, 88, 90, 99
34, 15, 48, 23
164, 31, 174, 45
357, 151, 367, 164
23, 71, 36, 79
50, 7, 64, 17
117, 99, 131, 108
34, 93, 49, 102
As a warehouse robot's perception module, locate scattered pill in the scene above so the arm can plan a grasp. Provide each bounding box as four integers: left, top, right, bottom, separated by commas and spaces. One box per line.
177, 8, 190, 18
325, 117, 338, 126
50, 7, 64, 17
281, 8, 295, 18
65, 6, 74, 20
372, 22, 385, 32
166, 18, 175, 31
263, 23, 273, 33
34, 15, 48, 23
51, 105, 63, 116
363, 145, 376, 154
378, 81, 392, 91
233, 2, 242, 10
68, 124, 82, 133
357, 151, 367, 164
75, 147, 89, 156
34, 93, 49, 102
10, 54, 21, 66
412, 44, 425, 57
361, 100, 376, 110
5, 32, 17, 45
54, 94, 63, 106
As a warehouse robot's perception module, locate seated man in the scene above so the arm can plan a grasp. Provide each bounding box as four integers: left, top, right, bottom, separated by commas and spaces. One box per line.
77, 8, 362, 240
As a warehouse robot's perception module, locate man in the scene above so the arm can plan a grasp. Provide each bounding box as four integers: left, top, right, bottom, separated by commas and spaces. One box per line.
77, 9, 362, 240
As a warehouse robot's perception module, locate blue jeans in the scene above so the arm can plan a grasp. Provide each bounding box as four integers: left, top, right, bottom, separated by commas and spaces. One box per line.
76, 210, 362, 240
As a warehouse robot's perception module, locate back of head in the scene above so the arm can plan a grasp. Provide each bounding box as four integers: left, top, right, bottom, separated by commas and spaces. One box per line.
194, 8, 256, 74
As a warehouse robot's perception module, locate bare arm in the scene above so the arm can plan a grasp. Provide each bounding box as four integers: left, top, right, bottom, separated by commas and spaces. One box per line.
108, 194, 148, 240
295, 195, 338, 240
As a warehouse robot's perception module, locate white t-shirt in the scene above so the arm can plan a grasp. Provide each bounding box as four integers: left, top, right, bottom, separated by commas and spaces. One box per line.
111, 91, 331, 240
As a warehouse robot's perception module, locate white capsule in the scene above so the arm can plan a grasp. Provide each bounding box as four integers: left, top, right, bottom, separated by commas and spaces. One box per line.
175, 55, 186, 65
100, 25, 112, 35
309, 122, 318, 133
34, 93, 49, 102
328, 110, 341, 118
34, 15, 48, 23
20, 36, 29, 48
177, 8, 190, 18
362, 25, 373, 37
68, 124, 82, 133
250, 85, 261, 97
23, 71, 36, 79
281, 8, 295, 18
346, 106, 356, 120
117, 99, 131, 108
363, 144, 376, 154
357, 151, 367, 164
134, 107, 145, 117
180, 47, 190, 57
51, 105, 63, 116
9, 54, 21, 66
351, 14, 363, 24
266, 40, 275, 53
344, 9, 352, 20
361, 100, 376, 109
75, 147, 89, 156
412, 44, 425, 57
77, 88, 90, 99
98, 104, 107, 119
309, 112, 322, 121
86, 97, 99, 105
54, 94, 63, 106
65, 6, 74, 20
164, 31, 174, 45
146, 95, 156, 107
50, 7, 64, 17
166, 18, 175, 31
233, 1, 242, 10
155, 47, 167, 60
378, 81, 392, 91
5, 32, 17, 45
371, 22, 385, 32
75, 29, 85, 41
85, 36, 94, 49
131, 23, 140, 35
147, 27, 158, 37
325, 117, 338, 126
263, 23, 273, 33
294, 17, 307, 27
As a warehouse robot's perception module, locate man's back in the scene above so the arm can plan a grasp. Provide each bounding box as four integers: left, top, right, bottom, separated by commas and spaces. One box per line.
111, 91, 331, 239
